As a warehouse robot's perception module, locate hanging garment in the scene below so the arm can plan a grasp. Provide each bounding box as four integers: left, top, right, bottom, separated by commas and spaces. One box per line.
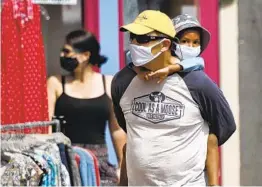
74, 146, 99, 186
1, 135, 72, 186
73, 147, 97, 186
65, 145, 82, 186
58, 144, 70, 174
22, 152, 50, 186
1, 124, 74, 186
74, 144, 118, 186
75, 154, 80, 168
60, 164, 71, 187
1, 0, 49, 133
1, 133, 72, 187
1, 152, 44, 186
86, 149, 101, 186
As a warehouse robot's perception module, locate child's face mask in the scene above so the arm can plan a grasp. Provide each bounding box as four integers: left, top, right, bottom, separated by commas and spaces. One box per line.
175, 45, 201, 60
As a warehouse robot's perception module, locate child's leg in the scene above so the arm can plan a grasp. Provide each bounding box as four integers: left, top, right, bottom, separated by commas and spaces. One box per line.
205, 133, 219, 186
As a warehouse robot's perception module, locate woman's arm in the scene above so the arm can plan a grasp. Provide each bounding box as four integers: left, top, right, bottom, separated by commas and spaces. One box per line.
47, 75, 61, 133
119, 143, 128, 186
105, 75, 127, 168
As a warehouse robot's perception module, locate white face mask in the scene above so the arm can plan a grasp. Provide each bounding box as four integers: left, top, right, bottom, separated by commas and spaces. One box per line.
129, 39, 164, 67
175, 45, 201, 60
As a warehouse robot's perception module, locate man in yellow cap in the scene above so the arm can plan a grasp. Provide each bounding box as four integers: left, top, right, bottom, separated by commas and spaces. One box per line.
120, 10, 176, 71
112, 10, 235, 186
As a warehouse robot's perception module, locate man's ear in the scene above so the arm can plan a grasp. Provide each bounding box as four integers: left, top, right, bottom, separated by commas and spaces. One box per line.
161, 39, 171, 52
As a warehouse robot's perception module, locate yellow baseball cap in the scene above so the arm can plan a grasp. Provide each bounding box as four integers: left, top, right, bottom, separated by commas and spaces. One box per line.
120, 10, 176, 38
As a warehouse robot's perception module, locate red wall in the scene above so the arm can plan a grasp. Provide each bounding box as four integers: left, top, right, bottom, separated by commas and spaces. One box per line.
198, 0, 221, 185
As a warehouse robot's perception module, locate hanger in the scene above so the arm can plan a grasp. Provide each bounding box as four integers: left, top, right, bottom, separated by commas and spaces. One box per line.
40, 5, 50, 20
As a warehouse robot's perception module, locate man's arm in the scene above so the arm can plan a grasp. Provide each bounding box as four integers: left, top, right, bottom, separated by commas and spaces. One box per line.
111, 77, 128, 185
111, 76, 128, 133
111, 66, 136, 133
197, 78, 235, 186
184, 71, 236, 145
182, 71, 236, 185
206, 134, 219, 186
111, 75, 128, 183
111, 68, 136, 185
105, 75, 127, 168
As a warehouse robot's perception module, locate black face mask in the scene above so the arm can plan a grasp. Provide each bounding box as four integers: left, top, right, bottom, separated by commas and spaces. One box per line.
60, 56, 79, 72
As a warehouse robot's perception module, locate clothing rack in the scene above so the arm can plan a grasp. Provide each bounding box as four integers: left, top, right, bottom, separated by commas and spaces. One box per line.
0, 119, 60, 132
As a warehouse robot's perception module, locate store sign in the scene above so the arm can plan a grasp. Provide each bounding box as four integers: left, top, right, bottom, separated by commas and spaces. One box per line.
32, 0, 77, 5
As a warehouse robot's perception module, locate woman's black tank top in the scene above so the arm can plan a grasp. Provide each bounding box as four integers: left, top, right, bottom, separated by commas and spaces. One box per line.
54, 75, 111, 144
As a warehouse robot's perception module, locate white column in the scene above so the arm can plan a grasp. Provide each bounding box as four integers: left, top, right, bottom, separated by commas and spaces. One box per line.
219, 0, 240, 186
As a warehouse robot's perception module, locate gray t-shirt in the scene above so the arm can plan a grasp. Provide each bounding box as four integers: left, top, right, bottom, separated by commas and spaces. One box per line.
111, 65, 236, 186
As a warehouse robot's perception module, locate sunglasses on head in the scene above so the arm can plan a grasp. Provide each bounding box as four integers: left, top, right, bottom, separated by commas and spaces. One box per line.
130, 33, 167, 44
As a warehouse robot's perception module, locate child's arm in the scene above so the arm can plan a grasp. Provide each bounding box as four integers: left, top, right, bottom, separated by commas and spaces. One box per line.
206, 134, 220, 186
145, 57, 205, 83
178, 57, 205, 72
146, 64, 181, 83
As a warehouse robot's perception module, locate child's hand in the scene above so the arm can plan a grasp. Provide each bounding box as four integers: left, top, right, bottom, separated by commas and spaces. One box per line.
147, 67, 170, 84
148, 64, 183, 83
133, 66, 150, 81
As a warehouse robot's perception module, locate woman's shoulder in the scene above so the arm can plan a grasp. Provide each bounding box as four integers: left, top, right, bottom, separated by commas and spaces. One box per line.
104, 74, 113, 83
47, 75, 62, 85
96, 73, 114, 98
95, 73, 113, 83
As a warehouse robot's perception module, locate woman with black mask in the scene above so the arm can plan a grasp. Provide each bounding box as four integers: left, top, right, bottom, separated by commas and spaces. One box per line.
47, 29, 126, 185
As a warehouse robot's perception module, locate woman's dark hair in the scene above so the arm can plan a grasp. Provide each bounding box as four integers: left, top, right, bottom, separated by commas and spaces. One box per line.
65, 29, 107, 67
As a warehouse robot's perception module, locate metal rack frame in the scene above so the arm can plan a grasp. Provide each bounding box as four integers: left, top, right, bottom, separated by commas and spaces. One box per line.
0, 119, 60, 132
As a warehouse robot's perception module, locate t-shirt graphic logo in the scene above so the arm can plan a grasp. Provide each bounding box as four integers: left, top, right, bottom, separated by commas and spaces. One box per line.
131, 91, 185, 123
